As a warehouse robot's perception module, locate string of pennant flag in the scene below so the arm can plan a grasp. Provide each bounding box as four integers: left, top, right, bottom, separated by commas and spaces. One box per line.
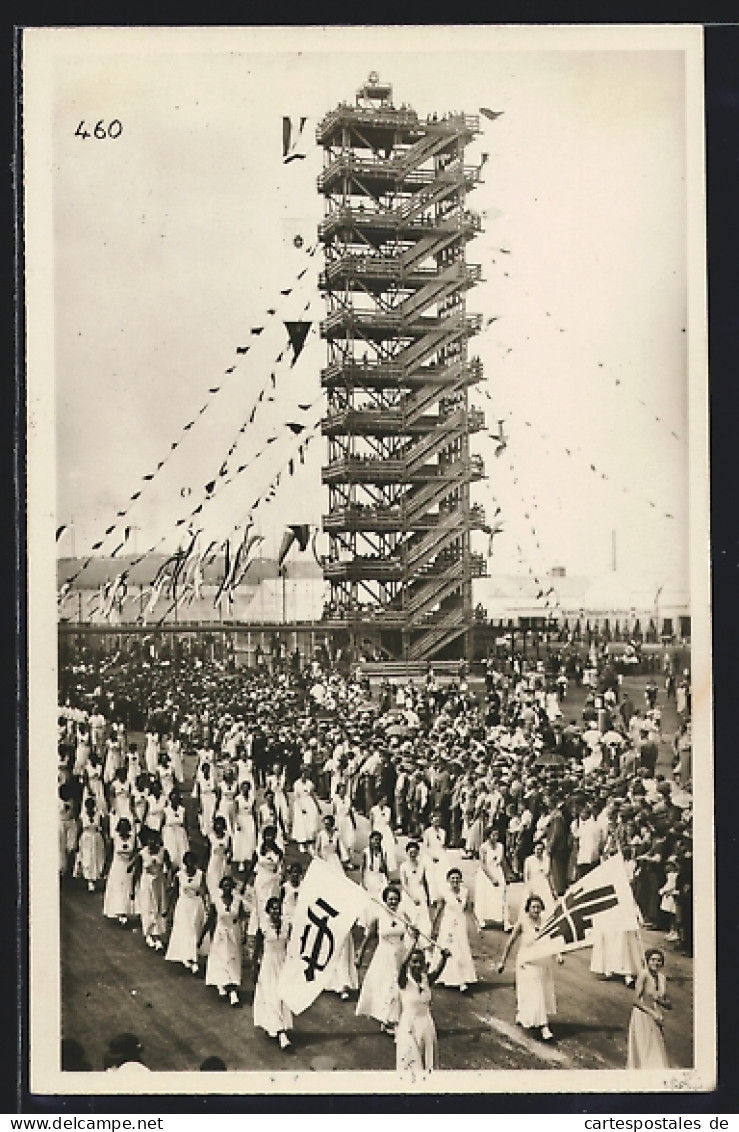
60, 244, 320, 590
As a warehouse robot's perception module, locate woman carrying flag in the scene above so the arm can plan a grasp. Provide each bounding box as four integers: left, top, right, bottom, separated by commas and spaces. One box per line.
252, 895, 293, 1049
497, 893, 564, 1041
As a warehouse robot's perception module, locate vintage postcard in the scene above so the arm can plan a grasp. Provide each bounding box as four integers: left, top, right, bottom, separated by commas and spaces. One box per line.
23, 24, 713, 1096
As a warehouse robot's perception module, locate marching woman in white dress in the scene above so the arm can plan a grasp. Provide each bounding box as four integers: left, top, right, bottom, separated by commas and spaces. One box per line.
522, 839, 555, 914
313, 814, 357, 1000
216, 770, 238, 835
161, 786, 189, 871
108, 767, 133, 836
82, 754, 107, 820
166, 736, 184, 785
73, 725, 92, 778
130, 828, 170, 950
279, 861, 304, 934
421, 812, 449, 906
474, 827, 513, 931
144, 730, 160, 777
206, 815, 233, 902
291, 767, 320, 852
201, 874, 247, 1006
398, 841, 433, 948
369, 796, 398, 873
265, 762, 290, 832
193, 760, 217, 838
497, 893, 564, 1041
252, 896, 293, 1049
432, 867, 477, 994
356, 885, 406, 1033
258, 790, 287, 850
247, 826, 284, 936
103, 817, 137, 925
130, 773, 149, 831
332, 781, 357, 865
235, 748, 255, 793
360, 831, 390, 930
165, 850, 207, 974
78, 796, 106, 891
395, 935, 451, 1072
103, 733, 123, 785
143, 779, 166, 835
232, 781, 257, 875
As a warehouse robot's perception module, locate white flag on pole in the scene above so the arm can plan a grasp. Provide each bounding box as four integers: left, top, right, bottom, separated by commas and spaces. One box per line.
277, 856, 367, 1014
523, 852, 640, 963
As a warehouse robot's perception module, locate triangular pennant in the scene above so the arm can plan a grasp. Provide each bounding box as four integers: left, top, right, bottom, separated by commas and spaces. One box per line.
285, 321, 311, 366
236, 346, 250, 355
286, 422, 305, 435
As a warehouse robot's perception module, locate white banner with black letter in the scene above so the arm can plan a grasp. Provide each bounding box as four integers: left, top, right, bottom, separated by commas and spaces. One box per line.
277, 856, 368, 1014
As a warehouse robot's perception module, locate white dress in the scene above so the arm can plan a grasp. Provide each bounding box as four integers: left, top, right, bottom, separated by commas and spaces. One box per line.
421, 827, 449, 904
333, 795, 356, 855
514, 916, 557, 1028
474, 842, 509, 928
195, 772, 217, 836
435, 885, 477, 987
161, 803, 189, 870
216, 781, 238, 834
143, 793, 166, 833
522, 852, 555, 913
165, 867, 206, 966
103, 832, 136, 919
144, 732, 160, 776
360, 847, 389, 929
396, 974, 438, 1072
292, 778, 320, 845
232, 796, 257, 865
356, 906, 405, 1026
206, 831, 232, 900
370, 804, 398, 872
78, 809, 105, 882
136, 845, 168, 941
205, 893, 244, 988
253, 922, 292, 1036
248, 847, 283, 934
398, 860, 433, 944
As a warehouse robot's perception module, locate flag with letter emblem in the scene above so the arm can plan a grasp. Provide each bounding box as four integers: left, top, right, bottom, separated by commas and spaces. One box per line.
523, 853, 640, 962
277, 857, 367, 1014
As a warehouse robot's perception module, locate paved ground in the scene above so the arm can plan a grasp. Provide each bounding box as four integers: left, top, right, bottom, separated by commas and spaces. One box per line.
61, 674, 692, 1074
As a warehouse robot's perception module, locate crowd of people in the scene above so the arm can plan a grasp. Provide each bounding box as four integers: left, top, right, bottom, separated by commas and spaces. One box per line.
57, 645, 693, 1072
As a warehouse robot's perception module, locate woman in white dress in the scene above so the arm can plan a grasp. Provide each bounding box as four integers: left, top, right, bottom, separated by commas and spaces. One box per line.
130, 828, 170, 950
73, 726, 92, 778
156, 753, 175, 800
522, 839, 555, 913
369, 796, 398, 873
78, 796, 105, 891
356, 885, 406, 1033
247, 827, 284, 936
252, 896, 293, 1049
395, 937, 451, 1072
432, 867, 477, 993
258, 790, 287, 850
193, 760, 217, 837
421, 812, 448, 906
206, 815, 232, 902
201, 874, 247, 1006
360, 831, 390, 929
130, 773, 149, 830
144, 730, 160, 777
497, 893, 564, 1041
166, 736, 184, 785
82, 754, 107, 819
291, 768, 320, 851
332, 782, 357, 865
103, 817, 137, 925
626, 948, 671, 1069
165, 850, 206, 974
103, 734, 123, 785
58, 787, 79, 878
313, 815, 357, 1000
265, 762, 290, 831
216, 770, 238, 834
398, 840, 433, 947
108, 767, 133, 835
474, 828, 513, 931
143, 779, 166, 835
279, 861, 303, 934
161, 786, 189, 871
232, 781, 257, 874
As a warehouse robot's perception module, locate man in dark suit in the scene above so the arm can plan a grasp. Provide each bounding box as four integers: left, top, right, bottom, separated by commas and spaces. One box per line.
545, 794, 571, 897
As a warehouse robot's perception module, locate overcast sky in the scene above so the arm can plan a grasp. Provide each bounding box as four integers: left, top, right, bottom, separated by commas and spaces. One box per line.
47, 26, 703, 595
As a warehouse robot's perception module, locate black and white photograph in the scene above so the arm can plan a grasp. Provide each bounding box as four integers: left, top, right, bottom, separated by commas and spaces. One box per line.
24, 24, 713, 1095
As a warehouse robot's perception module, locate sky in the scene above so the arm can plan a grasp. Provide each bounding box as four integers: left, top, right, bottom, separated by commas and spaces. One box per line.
48, 26, 703, 597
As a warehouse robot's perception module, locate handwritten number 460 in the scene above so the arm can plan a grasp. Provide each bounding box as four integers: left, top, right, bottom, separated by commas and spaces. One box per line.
75, 120, 123, 140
